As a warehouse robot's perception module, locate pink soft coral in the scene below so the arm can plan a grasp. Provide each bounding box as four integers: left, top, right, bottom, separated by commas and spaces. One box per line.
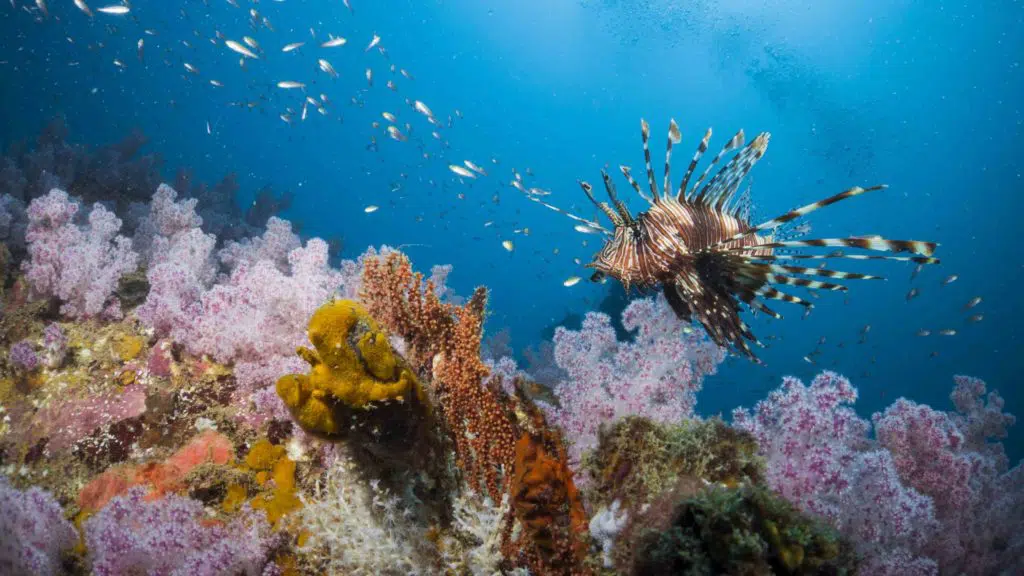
22, 189, 138, 318
544, 294, 724, 470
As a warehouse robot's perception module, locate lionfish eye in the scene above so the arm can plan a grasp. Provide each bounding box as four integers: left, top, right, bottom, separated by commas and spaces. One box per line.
590, 271, 606, 283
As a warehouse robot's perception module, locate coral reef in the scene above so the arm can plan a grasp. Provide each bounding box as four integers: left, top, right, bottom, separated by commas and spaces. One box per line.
1, 164, 1020, 576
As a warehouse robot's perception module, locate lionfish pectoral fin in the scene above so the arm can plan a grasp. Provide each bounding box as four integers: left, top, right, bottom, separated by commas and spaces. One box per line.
748, 253, 940, 265
747, 262, 885, 282
663, 282, 693, 321
756, 285, 814, 308
710, 185, 895, 249
732, 237, 938, 258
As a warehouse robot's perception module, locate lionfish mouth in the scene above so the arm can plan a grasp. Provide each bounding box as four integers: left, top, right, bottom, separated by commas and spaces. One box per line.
519, 119, 940, 362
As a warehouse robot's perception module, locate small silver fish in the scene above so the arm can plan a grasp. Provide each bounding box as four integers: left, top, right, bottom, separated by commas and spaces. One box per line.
243, 36, 259, 50
942, 274, 958, 286
184, 62, 199, 74
386, 125, 406, 141
574, 224, 599, 234
137, 38, 144, 61
916, 329, 930, 337
967, 314, 983, 323
225, 40, 258, 59
318, 59, 338, 78
209, 79, 223, 87
282, 42, 305, 52
413, 100, 434, 118
963, 296, 982, 310
563, 276, 581, 287
463, 160, 487, 176
366, 68, 373, 86
74, 0, 93, 17
448, 164, 476, 179
906, 288, 918, 302
364, 205, 379, 213
400, 69, 413, 80
96, 4, 129, 14
502, 240, 514, 252
365, 33, 380, 52
321, 36, 347, 48
276, 80, 305, 89
938, 329, 956, 336
382, 111, 396, 123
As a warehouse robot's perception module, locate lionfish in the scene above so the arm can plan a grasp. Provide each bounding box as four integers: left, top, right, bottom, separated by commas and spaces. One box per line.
523, 119, 940, 362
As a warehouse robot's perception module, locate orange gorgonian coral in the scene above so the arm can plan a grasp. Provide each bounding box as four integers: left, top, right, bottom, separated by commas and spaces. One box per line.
360, 251, 517, 502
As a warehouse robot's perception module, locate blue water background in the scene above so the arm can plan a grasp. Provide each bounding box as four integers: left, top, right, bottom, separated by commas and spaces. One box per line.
2, 0, 1021, 459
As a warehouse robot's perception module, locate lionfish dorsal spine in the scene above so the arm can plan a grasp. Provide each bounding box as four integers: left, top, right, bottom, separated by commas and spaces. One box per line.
678, 127, 712, 201
618, 165, 652, 205
600, 169, 636, 225
692, 129, 745, 206
578, 180, 623, 226
640, 119, 662, 204
709, 133, 770, 213
663, 119, 683, 203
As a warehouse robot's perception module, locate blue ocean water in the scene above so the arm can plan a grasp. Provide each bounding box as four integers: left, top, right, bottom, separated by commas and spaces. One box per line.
1, 0, 1021, 462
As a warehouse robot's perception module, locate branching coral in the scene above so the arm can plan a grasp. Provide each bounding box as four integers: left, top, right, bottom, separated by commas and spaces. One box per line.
360, 251, 517, 502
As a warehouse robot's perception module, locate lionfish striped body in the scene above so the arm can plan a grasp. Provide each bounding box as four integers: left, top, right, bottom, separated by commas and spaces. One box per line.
523, 119, 940, 362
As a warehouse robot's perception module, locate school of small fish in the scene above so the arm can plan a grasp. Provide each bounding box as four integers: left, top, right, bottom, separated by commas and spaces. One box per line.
11, 0, 990, 372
